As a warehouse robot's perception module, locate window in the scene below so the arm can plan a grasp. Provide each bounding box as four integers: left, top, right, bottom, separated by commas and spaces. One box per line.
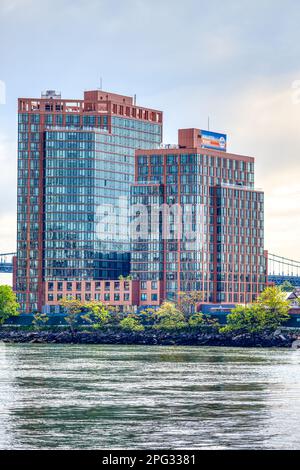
45, 114, 53, 125
48, 294, 54, 301
151, 294, 158, 302
56, 114, 63, 126
104, 293, 110, 301
105, 282, 110, 291
141, 293, 147, 301
95, 282, 101, 290
114, 294, 120, 301
76, 282, 81, 291
124, 293, 130, 301
67, 282, 72, 291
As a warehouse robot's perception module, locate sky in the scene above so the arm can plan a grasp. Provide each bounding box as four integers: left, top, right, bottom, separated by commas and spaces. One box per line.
0, 0, 299, 261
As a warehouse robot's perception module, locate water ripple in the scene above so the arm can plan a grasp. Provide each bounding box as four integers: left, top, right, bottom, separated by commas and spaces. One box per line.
0, 344, 300, 449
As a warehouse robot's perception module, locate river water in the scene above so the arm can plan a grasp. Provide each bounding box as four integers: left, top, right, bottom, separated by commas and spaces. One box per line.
0, 344, 299, 450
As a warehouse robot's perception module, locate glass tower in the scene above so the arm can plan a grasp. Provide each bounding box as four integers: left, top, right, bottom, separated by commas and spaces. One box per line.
16, 90, 162, 313
130, 128, 266, 305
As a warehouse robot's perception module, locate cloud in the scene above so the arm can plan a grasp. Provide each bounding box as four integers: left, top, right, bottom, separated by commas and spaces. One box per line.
223, 79, 300, 261
0, 0, 34, 14
0, 0, 300, 264
0, 134, 17, 253
149, 75, 300, 260
0, 213, 16, 253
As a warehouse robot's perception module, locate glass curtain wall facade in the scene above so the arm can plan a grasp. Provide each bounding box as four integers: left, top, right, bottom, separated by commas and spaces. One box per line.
130, 183, 164, 282
16, 90, 162, 313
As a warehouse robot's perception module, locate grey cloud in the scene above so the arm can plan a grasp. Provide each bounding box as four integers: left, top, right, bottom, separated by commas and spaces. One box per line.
0, 0, 300, 259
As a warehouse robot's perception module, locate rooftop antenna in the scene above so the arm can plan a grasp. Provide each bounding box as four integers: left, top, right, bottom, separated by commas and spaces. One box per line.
134, 94, 137, 105
208, 116, 210, 131
99, 77, 103, 90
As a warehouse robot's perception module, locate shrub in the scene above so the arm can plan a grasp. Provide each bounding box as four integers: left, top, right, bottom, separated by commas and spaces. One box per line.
221, 288, 290, 334
119, 316, 144, 332
32, 312, 49, 330
81, 301, 112, 329
154, 302, 187, 331
0, 285, 20, 325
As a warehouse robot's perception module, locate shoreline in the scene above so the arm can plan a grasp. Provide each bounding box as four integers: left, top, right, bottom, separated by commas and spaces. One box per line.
0, 329, 299, 348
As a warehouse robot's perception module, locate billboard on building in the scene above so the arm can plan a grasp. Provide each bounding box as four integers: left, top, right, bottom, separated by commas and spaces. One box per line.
200, 130, 227, 152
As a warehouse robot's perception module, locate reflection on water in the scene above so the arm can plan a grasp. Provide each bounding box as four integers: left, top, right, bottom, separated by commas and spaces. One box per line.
0, 344, 300, 449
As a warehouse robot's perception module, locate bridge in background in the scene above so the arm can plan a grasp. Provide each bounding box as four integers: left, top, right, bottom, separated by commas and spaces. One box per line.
1, 252, 300, 287
0, 253, 16, 273
268, 253, 300, 287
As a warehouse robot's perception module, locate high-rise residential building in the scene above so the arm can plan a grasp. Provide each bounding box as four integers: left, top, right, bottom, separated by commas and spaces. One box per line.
130, 128, 267, 305
16, 89, 163, 313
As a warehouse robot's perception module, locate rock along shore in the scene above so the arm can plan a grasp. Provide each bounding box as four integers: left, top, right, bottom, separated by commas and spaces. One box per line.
0, 329, 298, 348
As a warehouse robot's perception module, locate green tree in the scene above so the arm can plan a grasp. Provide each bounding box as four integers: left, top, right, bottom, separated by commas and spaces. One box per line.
188, 312, 205, 328
280, 280, 295, 292
0, 285, 20, 325
59, 298, 83, 333
81, 301, 111, 329
155, 302, 187, 330
257, 286, 290, 330
108, 308, 127, 327
188, 312, 219, 331
138, 307, 158, 327
221, 304, 266, 334
32, 312, 49, 330
120, 316, 144, 332
221, 287, 290, 334
177, 291, 202, 319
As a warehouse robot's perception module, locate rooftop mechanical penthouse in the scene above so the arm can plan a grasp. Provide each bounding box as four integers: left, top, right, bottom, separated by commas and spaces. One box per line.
15, 89, 163, 313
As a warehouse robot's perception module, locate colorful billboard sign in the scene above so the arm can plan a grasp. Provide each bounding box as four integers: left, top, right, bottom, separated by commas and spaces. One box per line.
200, 130, 227, 152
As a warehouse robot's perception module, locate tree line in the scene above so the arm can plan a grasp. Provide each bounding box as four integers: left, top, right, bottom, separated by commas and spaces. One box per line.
0, 285, 294, 334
